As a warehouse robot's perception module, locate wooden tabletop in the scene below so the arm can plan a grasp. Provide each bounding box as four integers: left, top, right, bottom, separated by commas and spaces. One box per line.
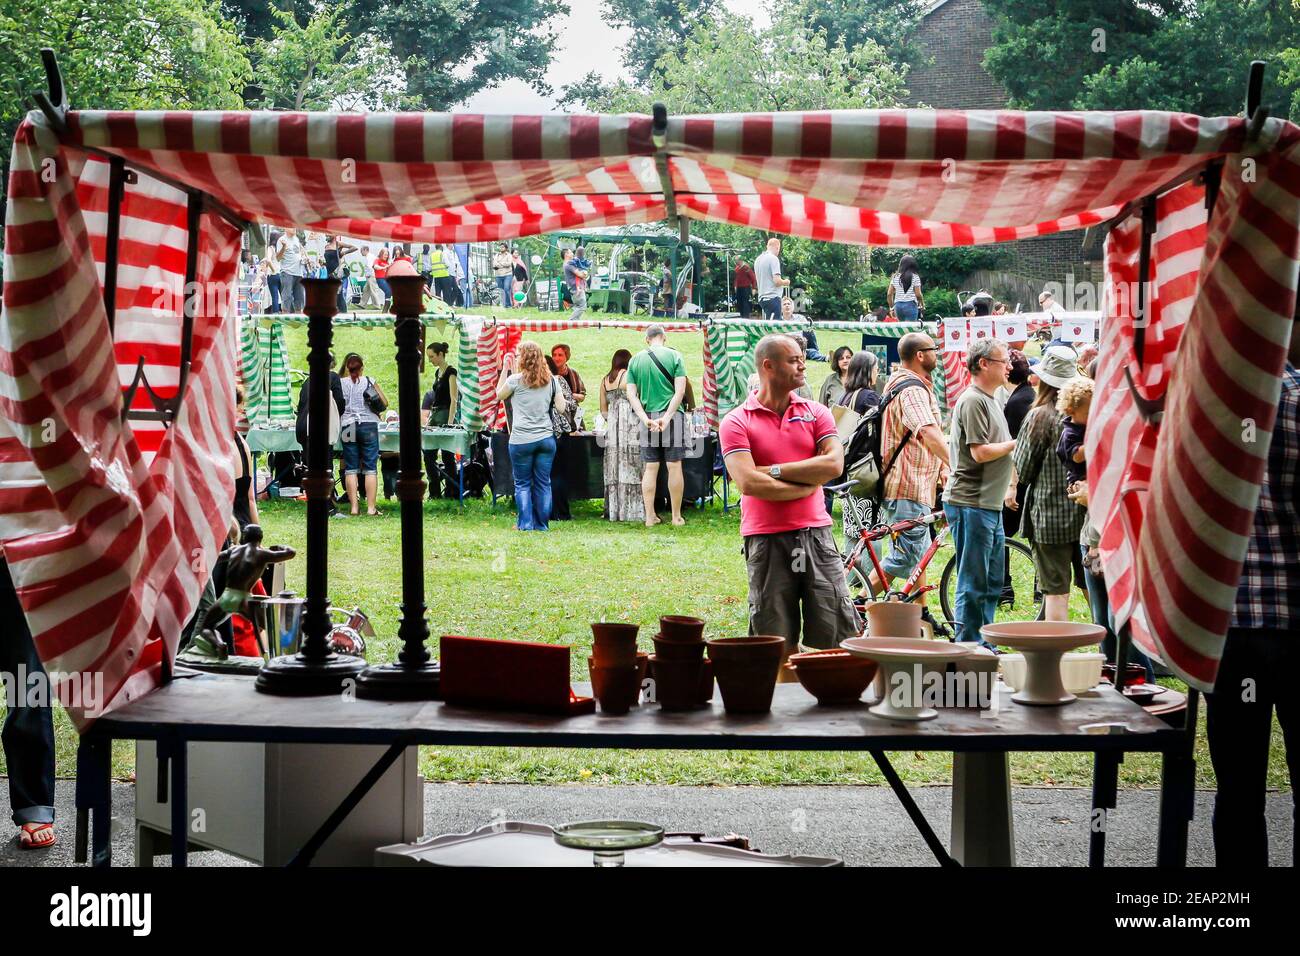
90, 672, 1181, 754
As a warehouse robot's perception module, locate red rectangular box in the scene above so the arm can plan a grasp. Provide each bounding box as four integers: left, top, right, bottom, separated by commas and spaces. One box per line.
438, 635, 595, 716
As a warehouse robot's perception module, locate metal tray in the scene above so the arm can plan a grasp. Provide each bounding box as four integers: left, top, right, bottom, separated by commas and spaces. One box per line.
375, 822, 842, 867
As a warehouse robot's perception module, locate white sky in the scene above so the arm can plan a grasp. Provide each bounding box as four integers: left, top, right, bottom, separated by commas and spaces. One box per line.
459, 0, 772, 113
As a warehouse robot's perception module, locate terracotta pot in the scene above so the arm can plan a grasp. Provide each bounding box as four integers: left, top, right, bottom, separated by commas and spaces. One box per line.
865, 600, 923, 639
591, 663, 641, 715
648, 655, 704, 711
592, 632, 639, 667
658, 615, 706, 642
788, 650, 877, 706
591, 622, 639, 644
698, 657, 714, 704
706, 636, 786, 714
652, 634, 705, 662
591, 653, 651, 708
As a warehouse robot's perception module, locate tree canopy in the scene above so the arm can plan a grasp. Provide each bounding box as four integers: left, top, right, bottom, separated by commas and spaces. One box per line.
981, 0, 1300, 121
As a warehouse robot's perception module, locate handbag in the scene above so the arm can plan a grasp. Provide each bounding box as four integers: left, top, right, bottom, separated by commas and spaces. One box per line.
834, 389, 863, 444
548, 378, 569, 437
363, 377, 387, 415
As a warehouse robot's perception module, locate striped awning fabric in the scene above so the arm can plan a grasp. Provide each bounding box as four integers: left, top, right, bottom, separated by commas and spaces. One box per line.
2, 106, 1298, 721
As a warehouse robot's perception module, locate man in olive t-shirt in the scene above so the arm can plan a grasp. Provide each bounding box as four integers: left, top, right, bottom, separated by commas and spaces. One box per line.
626, 325, 688, 527
943, 338, 1019, 645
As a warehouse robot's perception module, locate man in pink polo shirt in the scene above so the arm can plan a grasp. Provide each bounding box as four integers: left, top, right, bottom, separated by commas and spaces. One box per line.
719, 334, 859, 651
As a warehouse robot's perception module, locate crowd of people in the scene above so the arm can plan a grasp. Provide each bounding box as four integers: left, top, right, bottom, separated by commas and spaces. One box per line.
245, 232, 521, 314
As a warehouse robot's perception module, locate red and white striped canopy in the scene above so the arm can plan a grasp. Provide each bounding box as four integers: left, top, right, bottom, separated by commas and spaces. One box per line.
2, 106, 1298, 724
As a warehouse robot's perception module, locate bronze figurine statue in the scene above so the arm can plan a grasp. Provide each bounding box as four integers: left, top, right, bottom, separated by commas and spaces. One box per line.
193, 524, 295, 659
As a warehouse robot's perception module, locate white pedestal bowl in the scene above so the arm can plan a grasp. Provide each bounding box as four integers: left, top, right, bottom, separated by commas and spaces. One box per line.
980, 622, 1106, 706
841, 637, 971, 721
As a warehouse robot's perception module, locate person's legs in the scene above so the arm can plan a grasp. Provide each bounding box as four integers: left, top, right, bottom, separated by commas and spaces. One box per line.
267, 273, 282, 313
639, 415, 663, 526
342, 437, 361, 514
1206, 628, 1275, 866
508, 439, 537, 530
423, 449, 442, 499
569, 288, 587, 321
801, 527, 862, 650
531, 436, 557, 530
1034, 542, 1072, 621
496, 276, 510, 305
947, 504, 999, 645
745, 532, 801, 652
662, 411, 686, 524
760, 297, 781, 320
360, 423, 380, 513
664, 462, 684, 524
980, 510, 1006, 636
737, 287, 751, 317
0, 559, 56, 835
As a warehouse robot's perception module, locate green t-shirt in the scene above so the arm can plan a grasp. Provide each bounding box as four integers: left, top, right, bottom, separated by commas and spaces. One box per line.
944, 384, 1013, 510
627, 345, 685, 413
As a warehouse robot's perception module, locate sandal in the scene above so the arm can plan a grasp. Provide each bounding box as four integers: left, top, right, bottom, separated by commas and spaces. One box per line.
18, 822, 56, 849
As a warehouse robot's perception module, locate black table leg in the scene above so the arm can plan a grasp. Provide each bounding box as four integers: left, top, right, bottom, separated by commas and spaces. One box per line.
1090, 750, 1122, 867
1156, 688, 1198, 867
869, 750, 959, 867
75, 735, 112, 867
160, 735, 188, 868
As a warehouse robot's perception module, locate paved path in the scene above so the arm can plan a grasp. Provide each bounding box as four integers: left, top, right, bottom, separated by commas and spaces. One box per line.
0, 780, 1292, 866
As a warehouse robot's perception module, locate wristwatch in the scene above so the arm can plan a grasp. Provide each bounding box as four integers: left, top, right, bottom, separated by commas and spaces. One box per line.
768, 464, 782, 479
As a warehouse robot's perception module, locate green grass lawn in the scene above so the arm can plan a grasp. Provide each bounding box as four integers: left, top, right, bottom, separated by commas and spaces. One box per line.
2, 303, 1290, 792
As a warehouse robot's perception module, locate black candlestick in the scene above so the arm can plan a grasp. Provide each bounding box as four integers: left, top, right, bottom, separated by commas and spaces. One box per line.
356, 274, 440, 699
257, 277, 366, 696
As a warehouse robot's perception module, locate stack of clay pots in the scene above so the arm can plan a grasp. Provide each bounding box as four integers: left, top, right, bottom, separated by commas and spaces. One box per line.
706, 635, 787, 714
589, 622, 648, 715
650, 616, 713, 711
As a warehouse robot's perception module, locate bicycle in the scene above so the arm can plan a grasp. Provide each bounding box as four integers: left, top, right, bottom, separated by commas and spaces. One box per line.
828, 482, 1044, 635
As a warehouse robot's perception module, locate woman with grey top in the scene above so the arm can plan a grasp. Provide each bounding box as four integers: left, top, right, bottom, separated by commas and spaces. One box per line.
496, 341, 566, 530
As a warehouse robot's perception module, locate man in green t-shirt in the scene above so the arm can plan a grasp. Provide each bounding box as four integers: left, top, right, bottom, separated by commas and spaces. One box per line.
626, 325, 688, 527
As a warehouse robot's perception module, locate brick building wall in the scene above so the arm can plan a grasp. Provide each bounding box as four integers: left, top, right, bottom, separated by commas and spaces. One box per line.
904, 0, 1096, 298
906, 0, 1008, 110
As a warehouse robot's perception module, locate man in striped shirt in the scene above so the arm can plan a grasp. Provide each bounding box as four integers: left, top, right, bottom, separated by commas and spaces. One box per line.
872, 333, 951, 631
1206, 316, 1300, 867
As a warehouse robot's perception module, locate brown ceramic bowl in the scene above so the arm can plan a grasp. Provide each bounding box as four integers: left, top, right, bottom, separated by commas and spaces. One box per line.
787, 650, 877, 706
658, 615, 706, 642
653, 633, 705, 662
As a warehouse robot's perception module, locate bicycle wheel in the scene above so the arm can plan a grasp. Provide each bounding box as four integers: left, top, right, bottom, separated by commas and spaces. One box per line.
938, 537, 1044, 634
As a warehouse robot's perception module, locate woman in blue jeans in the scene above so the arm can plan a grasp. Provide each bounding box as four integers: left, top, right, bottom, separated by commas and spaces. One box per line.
338, 352, 387, 516
496, 340, 565, 530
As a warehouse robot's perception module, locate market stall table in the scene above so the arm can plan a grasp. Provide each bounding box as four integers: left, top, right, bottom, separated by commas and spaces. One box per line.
73, 674, 1194, 868
245, 425, 475, 501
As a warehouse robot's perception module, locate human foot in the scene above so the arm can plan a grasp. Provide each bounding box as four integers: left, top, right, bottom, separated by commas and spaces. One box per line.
18, 822, 55, 849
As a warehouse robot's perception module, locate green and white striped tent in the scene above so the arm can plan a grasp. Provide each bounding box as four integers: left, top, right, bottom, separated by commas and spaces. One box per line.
238, 316, 296, 423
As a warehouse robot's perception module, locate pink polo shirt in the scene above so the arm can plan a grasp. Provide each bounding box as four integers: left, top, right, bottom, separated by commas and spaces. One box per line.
719, 391, 839, 537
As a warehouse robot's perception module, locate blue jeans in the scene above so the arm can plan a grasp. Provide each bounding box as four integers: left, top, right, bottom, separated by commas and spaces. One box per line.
1, 559, 55, 825
267, 273, 282, 313
342, 421, 379, 476
1080, 545, 1156, 682
944, 503, 1004, 646
496, 275, 513, 304
894, 300, 919, 321
508, 436, 556, 530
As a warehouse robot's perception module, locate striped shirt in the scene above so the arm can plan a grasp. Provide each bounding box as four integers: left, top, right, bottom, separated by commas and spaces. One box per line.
1231, 363, 1300, 631
1012, 405, 1085, 545
881, 369, 944, 508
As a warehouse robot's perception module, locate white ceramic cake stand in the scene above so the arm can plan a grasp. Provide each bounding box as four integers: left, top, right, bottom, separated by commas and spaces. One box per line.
980, 622, 1106, 705
841, 637, 971, 720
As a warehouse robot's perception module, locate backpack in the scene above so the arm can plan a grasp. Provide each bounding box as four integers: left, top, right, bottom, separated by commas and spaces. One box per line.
843, 378, 930, 499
